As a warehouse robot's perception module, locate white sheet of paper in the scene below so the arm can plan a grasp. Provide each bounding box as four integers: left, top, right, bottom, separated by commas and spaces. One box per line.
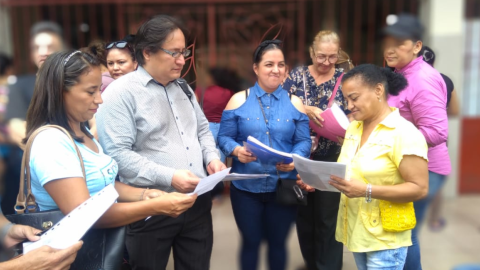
187, 168, 231, 196
23, 184, 118, 253
292, 154, 347, 192
223, 173, 269, 181
146, 169, 234, 221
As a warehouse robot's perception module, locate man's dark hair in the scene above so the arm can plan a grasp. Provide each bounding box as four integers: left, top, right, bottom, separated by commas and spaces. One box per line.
134, 15, 189, 66
30, 21, 63, 38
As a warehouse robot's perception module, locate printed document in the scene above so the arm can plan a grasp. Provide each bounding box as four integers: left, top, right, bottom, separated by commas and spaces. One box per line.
292, 154, 347, 192
23, 184, 118, 254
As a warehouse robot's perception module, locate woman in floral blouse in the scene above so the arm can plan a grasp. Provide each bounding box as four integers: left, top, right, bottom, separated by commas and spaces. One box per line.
282, 30, 348, 270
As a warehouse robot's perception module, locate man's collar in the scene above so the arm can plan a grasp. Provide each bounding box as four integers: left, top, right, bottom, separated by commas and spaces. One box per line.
137, 66, 154, 87
136, 66, 177, 87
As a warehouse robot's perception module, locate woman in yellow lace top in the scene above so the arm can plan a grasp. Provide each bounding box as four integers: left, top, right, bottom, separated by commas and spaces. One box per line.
328, 64, 428, 269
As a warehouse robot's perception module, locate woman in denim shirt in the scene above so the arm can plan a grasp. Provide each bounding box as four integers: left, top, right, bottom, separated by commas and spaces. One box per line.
218, 40, 310, 270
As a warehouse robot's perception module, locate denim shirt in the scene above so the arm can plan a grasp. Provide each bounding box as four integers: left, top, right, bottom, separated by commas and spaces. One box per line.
218, 83, 311, 193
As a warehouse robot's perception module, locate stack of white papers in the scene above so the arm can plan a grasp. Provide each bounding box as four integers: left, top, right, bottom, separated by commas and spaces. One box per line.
187, 168, 231, 196
145, 170, 269, 221
187, 169, 270, 196
23, 184, 118, 254
292, 154, 347, 192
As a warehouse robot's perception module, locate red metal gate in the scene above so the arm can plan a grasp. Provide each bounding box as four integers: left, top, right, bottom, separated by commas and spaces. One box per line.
2, 0, 419, 81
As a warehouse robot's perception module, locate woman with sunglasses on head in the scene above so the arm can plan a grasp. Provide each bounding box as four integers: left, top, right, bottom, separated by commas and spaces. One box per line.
104, 35, 138, 88
382, 14, 450, 270
218, 40, 311, 270
282, 30, 349, 270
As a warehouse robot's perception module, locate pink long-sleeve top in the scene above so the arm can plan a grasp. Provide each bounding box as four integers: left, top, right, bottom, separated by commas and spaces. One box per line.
388, 56, 451, 175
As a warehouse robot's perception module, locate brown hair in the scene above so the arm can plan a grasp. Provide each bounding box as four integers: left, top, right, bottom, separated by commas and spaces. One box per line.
24, 50, 101, 144
81, 40, 107, 67
336, 49, 354, 72
309, 30, 340, 57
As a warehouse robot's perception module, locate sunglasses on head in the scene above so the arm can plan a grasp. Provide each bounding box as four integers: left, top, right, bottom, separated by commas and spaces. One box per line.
106, 41, 128, 50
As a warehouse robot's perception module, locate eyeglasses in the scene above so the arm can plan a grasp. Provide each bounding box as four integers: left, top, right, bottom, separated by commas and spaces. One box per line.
314, 53, 339, 64
106, 41, 129, 50
159, 48, 191, 58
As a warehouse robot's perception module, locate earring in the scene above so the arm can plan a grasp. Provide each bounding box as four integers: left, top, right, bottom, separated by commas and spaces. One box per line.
378, 96, 381, 102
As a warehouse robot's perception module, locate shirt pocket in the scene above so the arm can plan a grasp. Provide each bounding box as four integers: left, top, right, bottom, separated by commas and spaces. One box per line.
364, 137, 394, 160
360, 200, 381, 229
338, 135, 358, 163
360, 200, 395, 242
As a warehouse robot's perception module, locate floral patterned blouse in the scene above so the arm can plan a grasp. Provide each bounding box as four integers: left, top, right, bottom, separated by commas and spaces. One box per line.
282, 66, 349, 160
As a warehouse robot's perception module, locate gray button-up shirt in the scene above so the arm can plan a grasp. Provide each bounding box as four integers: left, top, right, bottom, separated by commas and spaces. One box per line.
96, 66, 220, 192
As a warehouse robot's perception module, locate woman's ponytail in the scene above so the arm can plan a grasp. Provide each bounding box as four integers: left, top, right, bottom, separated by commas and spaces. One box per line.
380, 68, 408, 96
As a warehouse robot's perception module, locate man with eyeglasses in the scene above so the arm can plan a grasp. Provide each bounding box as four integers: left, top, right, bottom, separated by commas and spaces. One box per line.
96, 15, 225, 270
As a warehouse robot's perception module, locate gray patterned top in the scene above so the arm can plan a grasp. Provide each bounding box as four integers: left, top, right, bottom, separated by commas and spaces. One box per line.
96, 66, 220, 192
282, 66, 348, 159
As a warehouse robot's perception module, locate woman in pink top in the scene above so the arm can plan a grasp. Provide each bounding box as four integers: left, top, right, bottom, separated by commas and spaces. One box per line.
383, 14, 450, 270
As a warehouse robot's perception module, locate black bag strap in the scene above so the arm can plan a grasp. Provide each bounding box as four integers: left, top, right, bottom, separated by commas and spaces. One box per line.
177, 78, 194, 108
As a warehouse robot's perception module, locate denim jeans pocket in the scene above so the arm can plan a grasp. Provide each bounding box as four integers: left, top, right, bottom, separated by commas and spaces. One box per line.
367, 247, 408, 269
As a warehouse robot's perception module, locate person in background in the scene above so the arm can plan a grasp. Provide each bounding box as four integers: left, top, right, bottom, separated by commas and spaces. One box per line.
0, 54, 14, 124
420, 45, 460, 232
195, 67, 241, 200
195, 67, 241, 163
6, 21, 65, 145
96, 15, 225, 270
420, 46, 459, 116
0, 53, 14, 205
82, 36, 137, 138
104, 35, 137, 87
282, 30, 348, 270
218, 40, 311, 270
382, 13, 450, 270
80, 40, 110, 139
0, 210, 82, 270
1, 21, 65, 215
324, 63, 428, 270
80, 40, 113, 93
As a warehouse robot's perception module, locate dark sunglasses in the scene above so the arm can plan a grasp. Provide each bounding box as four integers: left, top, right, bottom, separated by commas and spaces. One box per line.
106, 41, 128, 50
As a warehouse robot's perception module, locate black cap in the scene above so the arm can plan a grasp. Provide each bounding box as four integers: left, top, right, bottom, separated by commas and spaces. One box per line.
382, 13, 424, 41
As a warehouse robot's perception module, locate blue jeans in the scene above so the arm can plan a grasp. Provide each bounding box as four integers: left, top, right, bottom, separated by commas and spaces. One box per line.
209, 122, 226, 163
404, 171, 446, 270
353, 247, 408, 270
230, 185, 296, 270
